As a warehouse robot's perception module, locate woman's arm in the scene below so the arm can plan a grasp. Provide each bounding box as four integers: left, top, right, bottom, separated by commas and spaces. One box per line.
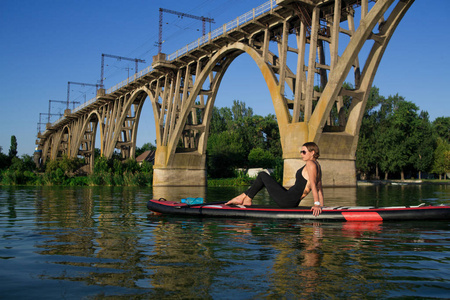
306, 161, 323, 216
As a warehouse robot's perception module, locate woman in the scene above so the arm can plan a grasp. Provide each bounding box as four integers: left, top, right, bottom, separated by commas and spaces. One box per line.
225, 142, 324, 216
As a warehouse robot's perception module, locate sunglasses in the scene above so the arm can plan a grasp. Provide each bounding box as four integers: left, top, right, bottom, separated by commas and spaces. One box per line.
300, 150, 307, 155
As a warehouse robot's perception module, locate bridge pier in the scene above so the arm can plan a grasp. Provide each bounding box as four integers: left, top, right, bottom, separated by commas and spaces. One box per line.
153, 168, 207, 186
284, 158, 356, 188
282, 123, 357, 187
153, 147, 207, 186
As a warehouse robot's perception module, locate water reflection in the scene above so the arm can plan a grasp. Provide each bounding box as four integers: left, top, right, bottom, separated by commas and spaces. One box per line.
31, 186, 390, 298
34, 187, 150, 290
0, 186, 448, 298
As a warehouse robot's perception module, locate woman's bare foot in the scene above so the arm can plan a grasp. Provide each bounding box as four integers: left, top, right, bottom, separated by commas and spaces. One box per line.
225, 193, 245, 205
225, 193, 252, 206
242, 195, 252, 206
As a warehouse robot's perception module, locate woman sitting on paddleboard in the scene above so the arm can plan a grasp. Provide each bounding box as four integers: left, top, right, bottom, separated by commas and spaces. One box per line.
226, 142, 324, 216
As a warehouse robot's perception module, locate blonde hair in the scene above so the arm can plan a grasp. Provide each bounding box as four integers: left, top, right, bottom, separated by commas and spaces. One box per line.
303, 142, 320, 159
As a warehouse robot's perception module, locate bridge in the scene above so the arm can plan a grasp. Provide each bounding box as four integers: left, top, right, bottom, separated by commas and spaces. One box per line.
36, 0, 414, 187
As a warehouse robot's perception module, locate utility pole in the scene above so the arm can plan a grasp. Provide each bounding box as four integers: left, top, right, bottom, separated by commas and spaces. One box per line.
158, 8, 215, 54
48, 100, 80, 123
37, 112, 62, 133
100, 53, 146, 89
67, 81, 100, 109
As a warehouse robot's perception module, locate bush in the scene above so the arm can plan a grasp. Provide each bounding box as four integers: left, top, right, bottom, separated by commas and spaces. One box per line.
248, 148, 275, 168
94, 157, 112, 173
207, 176, 252, 187
0, 154, 154, 187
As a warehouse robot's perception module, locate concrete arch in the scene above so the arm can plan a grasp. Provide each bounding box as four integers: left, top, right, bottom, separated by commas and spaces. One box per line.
77, 110, 101, 169
59, 125, 71, 157
139, 85, 161, 146
308, 0, 401, 142
41, 134, 53, 164
114, 89, 149, 159
79, 111, 101, 147
345, 0, 413, 154
49, 125, 70, 160
49, 129, 65, 160
166, 41, 289, 164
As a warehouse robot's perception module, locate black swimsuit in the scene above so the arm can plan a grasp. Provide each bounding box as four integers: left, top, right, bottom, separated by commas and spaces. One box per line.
245, 166, 308, 208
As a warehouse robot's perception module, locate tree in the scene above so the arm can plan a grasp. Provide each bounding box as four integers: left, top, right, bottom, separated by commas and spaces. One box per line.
362, 94, 418, 180
231, 100, 253, 122
432, 138, 450, 179
9, 155, 35, 172
248, 148, 275, 168
8, 135, 18, 159
356, 86, 386, 179
389, 99, 421, 180
413, 111, 435, 179
209, 107, 227, 134
432, 117, 450, 142
0, 152, 9, 170
207, 130, 246, 178
0, 146, 9, 170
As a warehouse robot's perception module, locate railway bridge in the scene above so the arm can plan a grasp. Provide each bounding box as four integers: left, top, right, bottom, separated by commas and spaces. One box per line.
36, 0, 414, 187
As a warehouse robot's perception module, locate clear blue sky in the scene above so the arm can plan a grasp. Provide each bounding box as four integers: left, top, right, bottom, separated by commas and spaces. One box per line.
0, 0, 449, 156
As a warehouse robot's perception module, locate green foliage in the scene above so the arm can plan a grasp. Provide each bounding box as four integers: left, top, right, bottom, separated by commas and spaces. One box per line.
207, 101, 281, 179
0, 154, 38, 185
123, 159, 139, 173
207, 131, 246, 178
45, 156, 83, 174
140, 161, 153, 173
10, 155, 34, 172
356, 88, 444, 180
432, 117, 450, 142
0, 152, 8, 170
271, 157, 284, 184
1, 169, 37, 185
94, 156, 112, 173
8, 135, 18, 159
432, 138, 450, 176
88, 156, 152, 186
42, 156, 86, 185
384, 97, 420, 179
248, 148, 275, 168
414, 112, 435, 177
207, 174, 252, 187
209, 107, 229, 134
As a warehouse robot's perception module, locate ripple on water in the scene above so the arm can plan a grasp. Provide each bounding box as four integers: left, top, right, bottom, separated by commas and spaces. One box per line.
0, 185, 449, 299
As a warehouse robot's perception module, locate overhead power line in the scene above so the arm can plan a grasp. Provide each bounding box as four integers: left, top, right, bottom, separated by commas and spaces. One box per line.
158, 8, 215, 54
100, 53, 146, 88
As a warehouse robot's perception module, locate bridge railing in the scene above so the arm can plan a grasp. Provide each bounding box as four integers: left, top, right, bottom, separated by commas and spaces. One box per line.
106, 65, 154, 95
168, 0, 276, 61
52, 0, 277, 128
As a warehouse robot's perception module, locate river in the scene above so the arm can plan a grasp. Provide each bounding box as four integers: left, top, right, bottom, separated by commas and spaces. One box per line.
1, 184, 449, 299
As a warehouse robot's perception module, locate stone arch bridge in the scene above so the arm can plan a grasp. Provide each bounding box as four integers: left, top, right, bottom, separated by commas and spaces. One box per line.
36, 0, 414, 187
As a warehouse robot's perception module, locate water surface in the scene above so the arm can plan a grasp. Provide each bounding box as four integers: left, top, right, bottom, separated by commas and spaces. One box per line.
1, 185, 449, 299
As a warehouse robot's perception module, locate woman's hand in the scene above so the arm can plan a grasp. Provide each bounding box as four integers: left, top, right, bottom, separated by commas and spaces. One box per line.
311, 205, 322, 217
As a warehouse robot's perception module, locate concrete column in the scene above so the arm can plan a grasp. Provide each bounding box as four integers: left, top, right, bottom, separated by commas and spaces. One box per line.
153, 168, 207, 186
153, 149, 207, 186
